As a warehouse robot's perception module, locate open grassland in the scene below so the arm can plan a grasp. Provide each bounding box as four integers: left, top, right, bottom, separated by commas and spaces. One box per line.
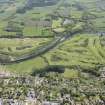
0, 38, 52, 57
63, 68, 79, 79
23, 27, 53, 36
43, 34, 105, 76
0, 0, 64, 37
1, 57, 48, 74
0, 0, 105, 36
0, 0, 105, 77
3, 34, 105, 76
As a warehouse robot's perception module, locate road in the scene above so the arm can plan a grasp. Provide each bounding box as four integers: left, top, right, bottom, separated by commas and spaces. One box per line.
2, 30, 80, 65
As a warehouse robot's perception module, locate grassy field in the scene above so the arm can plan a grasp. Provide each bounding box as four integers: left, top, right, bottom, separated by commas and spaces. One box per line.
0, 0, 105, 77
63, 68, 79, 78
6, 57, 48, 74
0, 0, 105, 36
0, 38, 52, 57
43, 34, 105, 76
0, 0, 64, 36
1, 34, 104, 76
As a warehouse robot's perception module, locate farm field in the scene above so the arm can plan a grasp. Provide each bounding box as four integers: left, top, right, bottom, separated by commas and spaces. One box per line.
43, 34, 105, 76
6, 56, 48, 74
0, 0, 105, 75
0, 0, 105, 105
0, 38, 52, 57
2, 34, 105, 76
0, 0, 63, 37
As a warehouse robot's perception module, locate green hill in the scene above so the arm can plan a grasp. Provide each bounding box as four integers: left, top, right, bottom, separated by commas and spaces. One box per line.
0, 0, 105, 75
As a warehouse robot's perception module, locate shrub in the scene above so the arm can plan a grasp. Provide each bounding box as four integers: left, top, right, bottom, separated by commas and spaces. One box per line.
31, 65, 65, 76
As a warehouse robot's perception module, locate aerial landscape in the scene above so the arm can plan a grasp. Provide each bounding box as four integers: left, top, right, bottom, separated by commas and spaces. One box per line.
0, 0, 105, 105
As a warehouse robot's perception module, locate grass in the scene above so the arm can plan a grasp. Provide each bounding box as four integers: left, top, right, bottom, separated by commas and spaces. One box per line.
52, 18, 62, 29
63, 68, 79, 79
70, 10, 83, 19
0, 0, 63, 37
23, 27, 52, 36
0, 38, 52, 57
43, 34, 105, 73
0, 0, 105, 77
23, 27, 42, 36
5, 33, 105, 75
53, 27, 65, 33
6, 57, 48, 74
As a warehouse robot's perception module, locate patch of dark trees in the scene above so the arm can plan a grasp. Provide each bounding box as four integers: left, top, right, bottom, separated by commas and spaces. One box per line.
73, 1, 87, 11
16, 46, 32, 50
0, 54, 11, 64
31, 65, 65, 76
81, 64, 103, 77
26, 0, 60, 8
16, 0, 60, 14
0, 0, 10, 3
0, 35, 54, 38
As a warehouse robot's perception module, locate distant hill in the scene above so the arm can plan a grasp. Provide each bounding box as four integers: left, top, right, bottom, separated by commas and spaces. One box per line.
0, 0, 9, 2
26, 0, 60, 8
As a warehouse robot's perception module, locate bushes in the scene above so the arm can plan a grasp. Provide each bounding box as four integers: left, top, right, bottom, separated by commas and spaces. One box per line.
46, 65, 65, 73
0, 55, 11, 63
16, 7, 26, 14
31, 65, 65, 76
31, 67, 45, 76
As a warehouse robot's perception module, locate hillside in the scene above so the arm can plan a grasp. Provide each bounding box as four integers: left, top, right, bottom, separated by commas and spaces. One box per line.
0, 0, 104, 73
0, 0, 105, 105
